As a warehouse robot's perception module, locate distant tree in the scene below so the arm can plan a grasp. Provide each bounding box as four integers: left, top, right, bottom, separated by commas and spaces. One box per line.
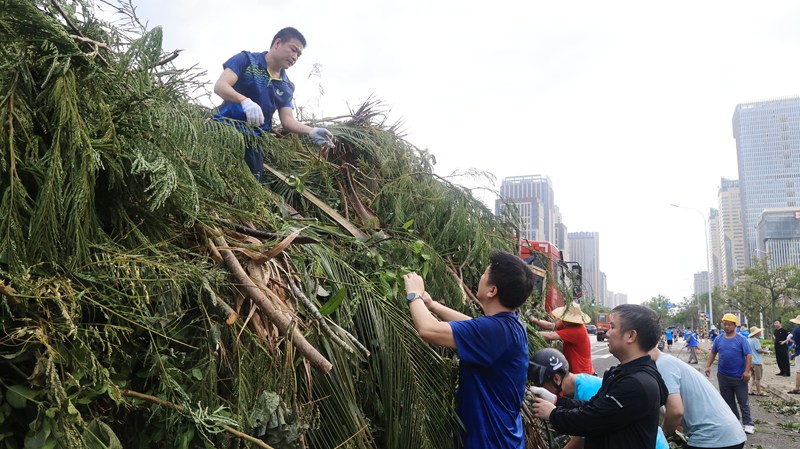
642, 294, 671, 325
732, 256, 799, 321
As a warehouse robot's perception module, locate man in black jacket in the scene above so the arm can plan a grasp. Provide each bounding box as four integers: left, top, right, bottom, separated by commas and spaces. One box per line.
774, 319, 791, 376
531, 304, 668, 449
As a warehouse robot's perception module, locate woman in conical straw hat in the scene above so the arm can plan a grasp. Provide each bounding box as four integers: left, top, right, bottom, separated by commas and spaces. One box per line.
529, 302, 595, 374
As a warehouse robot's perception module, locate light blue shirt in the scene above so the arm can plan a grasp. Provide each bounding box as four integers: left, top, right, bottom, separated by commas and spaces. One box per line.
573, 374, 670, 449
748, 336, 763, 365
655, 353, 746, 447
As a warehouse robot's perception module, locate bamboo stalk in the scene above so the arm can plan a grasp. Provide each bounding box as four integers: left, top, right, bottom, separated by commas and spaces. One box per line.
119, 389, 275, 449
214, 236, 333, 373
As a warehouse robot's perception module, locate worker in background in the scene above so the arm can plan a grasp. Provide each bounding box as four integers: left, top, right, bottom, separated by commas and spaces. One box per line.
529, 302, 595, 375
747, 326, 769, 397
705, 313, 755, 435
213, 27, 333, 180
685, 328, 699, 364
785, 315, 800, 395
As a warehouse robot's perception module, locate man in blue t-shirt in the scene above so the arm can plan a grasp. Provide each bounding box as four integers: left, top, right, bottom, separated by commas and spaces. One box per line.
705, 313, 754, 434
213, 27, 333, 180
685, 330, 699, 364
665, 327, 674, 352
403, 251, 536, 449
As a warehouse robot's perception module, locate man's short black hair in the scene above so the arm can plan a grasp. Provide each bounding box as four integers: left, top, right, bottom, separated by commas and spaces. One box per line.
611, 304, 661, 351
487, 251, 535, 309
271, 27, 307, 48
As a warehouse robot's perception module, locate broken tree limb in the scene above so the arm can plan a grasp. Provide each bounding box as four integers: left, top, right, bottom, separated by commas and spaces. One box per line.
263, 163, 369, 241
214, 236, 332, 373
217, 219, 319, 244
201, 278, 238, 325
447, 266, 482, 308
120, 389, 275, 449
287, 277, 356, 356
340, 165, 379, 227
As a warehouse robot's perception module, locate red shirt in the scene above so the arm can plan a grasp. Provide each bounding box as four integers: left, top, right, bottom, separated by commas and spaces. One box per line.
556, 322, 595, 374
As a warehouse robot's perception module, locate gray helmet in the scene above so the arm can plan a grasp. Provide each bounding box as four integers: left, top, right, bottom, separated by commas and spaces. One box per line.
529, 348, 570, 386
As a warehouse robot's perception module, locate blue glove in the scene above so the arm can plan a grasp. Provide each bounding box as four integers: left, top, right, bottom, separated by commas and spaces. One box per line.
309, 127, 333, 146
240, 98, 264, 126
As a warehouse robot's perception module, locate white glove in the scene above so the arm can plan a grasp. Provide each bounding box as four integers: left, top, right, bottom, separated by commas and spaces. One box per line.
240, 98, 264, 126
309, 127, 333, 146
527, 386, 557, 404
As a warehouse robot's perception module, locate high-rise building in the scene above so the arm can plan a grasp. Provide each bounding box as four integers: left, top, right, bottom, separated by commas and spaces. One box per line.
708, 208, 721, 289
600, 272, 607, 308
717, 178, 746, 287
694, 271, 709, 298
613, 292, 628, 307
555, 219, 570, 261
732, 97, 800, 264
495, 175, 556, 243
568, 232, 601, 306
756, 207, 800, 267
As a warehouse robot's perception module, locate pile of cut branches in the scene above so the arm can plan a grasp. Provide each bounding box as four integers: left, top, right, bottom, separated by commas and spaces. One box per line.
0, 1, 551, 448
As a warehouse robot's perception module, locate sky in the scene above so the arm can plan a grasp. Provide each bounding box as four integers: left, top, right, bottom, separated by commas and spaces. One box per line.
112, 0, 800, 305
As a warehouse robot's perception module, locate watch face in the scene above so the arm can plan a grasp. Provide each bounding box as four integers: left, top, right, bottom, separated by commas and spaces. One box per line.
406, 293, 418, 301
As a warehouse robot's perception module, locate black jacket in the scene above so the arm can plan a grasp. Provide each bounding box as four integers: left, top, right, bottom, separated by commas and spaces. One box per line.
549, 355, 668, 449
775, 327, 789, 343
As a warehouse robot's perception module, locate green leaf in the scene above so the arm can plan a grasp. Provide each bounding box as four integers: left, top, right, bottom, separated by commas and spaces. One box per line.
319, 288, 346, 316
401, 219, 414, 229
6, 385, 33, 409
191, 368, 203, 380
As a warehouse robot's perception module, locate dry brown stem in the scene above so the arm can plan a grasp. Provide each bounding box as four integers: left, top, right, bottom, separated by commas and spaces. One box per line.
214, 236, 332, 373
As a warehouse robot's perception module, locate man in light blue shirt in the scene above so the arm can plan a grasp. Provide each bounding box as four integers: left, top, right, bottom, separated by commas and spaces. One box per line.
747, 326, 768, 396
651, 349, 746, 449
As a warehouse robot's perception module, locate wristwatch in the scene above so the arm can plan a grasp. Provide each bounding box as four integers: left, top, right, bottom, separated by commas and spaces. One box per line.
406, 292, 423, 303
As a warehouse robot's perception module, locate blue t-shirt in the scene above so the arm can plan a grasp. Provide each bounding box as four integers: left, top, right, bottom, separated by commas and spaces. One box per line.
791, 326, 800, 344
214, 51, 295, 132
665, 329, 673, 340
741, 329, 750, 339
573, 374, 669, 449
687, 332, 698, 348
450, 312, 527, 449
711, 333, 751, 377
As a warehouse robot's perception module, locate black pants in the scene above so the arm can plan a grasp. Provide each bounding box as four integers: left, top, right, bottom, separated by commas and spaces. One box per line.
776, 345, 791, 375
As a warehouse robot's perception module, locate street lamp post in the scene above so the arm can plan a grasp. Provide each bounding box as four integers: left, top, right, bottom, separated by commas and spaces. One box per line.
670, 204, 713, 327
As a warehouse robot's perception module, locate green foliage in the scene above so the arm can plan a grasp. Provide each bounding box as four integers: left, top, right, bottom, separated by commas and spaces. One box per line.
0, 1, 545, 449
725, 256, 800, 323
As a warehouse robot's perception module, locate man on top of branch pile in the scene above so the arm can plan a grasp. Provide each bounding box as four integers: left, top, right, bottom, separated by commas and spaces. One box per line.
402, 251, 535, 448
213, 27, 333, 180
